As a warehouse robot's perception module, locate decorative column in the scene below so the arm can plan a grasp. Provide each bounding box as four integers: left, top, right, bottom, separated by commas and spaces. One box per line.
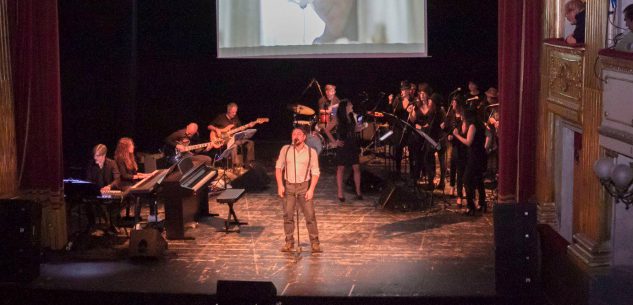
567, 0, 611, 267
0, 0, 17, 198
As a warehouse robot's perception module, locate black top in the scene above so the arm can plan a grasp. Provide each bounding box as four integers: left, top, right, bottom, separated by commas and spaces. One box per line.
336, 113, 356, 141
116, 158, 138, 189
446, 112, 467, 160
165, 128, 203, 148
573, 10, 586, 44
210, 113, 241, 129
467, 121, 487, 172
85, 158, 120, 189
391, 96, 411, 121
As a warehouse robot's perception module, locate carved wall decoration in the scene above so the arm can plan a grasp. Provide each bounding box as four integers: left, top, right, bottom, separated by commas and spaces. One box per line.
547, 49, 584, 111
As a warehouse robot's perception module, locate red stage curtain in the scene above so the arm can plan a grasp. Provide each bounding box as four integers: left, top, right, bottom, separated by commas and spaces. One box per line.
497, 0, 542, 203
517, 0, 542, 202
8, 0, 63, 192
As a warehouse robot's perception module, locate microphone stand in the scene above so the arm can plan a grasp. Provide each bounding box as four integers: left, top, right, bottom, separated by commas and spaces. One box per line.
292, 141, 302, 260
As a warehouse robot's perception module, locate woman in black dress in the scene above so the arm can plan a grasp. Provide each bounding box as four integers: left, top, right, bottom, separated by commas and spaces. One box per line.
446, 97, 467, 206
324, 99, 362, 202
452, 109, 487, 215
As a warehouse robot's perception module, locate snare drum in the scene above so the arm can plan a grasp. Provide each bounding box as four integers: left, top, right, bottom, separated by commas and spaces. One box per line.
305, 132, 325, 155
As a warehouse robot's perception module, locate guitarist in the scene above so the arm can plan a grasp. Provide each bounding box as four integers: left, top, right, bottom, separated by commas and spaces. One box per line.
208, 102, 255, 168
164, 122, 214, 164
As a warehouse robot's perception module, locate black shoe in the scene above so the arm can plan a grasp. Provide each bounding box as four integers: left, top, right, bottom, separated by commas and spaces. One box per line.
338, 197, 346, 203
354, 194, 363, 200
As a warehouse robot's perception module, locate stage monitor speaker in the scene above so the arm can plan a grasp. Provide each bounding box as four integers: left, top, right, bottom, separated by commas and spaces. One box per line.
217, 280, 277, 305
129, 228, 167, 258
0, 199, 41, 283
230, 163, 270, 192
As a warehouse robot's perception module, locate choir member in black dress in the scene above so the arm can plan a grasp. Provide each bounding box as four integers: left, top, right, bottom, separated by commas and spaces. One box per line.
388, 81, 415, 177
324, 99, 362, 202
408, 89, 432, 185
452, 110, 487, 215
446, 97, 467, 205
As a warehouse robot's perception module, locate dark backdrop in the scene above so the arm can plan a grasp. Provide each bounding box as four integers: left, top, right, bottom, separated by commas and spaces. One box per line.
59, 0, 497, 173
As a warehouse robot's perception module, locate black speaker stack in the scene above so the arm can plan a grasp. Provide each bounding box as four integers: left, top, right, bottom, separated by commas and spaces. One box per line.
230, 163, 271, 192
0, 199, 41, 283
494, 202, 539, 295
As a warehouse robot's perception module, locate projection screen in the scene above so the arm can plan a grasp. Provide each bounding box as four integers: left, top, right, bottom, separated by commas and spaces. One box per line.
217, 0, 428, 58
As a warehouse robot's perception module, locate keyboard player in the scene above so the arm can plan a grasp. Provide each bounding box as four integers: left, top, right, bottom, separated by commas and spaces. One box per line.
85, 144, 121, 228
115, 137, 151, 222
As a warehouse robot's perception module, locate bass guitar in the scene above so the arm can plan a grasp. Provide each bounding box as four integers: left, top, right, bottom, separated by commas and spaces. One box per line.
209, 117, 269, 148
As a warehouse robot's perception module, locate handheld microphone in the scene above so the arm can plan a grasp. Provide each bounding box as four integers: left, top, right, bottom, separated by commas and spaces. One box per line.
293, 138, 299, 146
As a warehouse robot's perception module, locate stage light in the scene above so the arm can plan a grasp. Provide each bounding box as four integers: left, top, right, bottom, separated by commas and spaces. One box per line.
593, 157, 633, 210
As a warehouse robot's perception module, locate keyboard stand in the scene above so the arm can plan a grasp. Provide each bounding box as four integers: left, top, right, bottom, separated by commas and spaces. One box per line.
216, 188, 247, 233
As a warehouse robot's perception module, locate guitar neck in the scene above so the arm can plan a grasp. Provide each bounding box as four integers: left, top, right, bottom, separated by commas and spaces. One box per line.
183, 142, 210, 152
227, 124, 250, 136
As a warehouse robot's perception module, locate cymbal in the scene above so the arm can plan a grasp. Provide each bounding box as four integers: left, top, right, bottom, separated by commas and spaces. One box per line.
288, 104, 315, 116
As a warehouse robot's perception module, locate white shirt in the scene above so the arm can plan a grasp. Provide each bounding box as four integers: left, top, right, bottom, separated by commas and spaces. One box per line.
275, 144, 320, 184
615, 32, 633, 52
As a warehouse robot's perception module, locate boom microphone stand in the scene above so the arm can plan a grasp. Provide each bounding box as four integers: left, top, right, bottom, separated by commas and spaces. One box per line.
292, 139, 302, 260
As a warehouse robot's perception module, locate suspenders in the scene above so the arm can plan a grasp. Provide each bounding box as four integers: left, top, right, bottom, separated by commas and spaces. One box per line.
283, 144, 312, 183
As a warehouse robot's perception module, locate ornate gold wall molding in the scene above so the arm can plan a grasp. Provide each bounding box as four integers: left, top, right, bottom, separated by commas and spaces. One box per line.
546, 47, 585, 112
0, 0, 17, 198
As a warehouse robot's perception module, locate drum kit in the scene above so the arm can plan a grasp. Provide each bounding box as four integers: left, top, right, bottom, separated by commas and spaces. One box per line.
287, 103, 329, 155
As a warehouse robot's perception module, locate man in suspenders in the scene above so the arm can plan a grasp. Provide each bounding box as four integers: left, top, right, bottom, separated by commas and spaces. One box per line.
275, 128, 322, 253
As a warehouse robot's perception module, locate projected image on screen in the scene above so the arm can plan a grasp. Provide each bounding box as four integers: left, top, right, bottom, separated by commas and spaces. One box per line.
217, 0, 427, 58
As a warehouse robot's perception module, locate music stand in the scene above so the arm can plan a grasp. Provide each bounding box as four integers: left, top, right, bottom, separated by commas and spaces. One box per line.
212, 145, 238, 191
211, 129, 258, 191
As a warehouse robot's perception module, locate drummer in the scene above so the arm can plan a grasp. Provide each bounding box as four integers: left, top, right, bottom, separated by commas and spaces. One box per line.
317, 84, 340, 130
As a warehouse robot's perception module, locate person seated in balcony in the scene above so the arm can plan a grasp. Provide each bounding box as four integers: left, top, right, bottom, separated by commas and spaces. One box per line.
564, 0, 586, 44
615, 4, 633, 52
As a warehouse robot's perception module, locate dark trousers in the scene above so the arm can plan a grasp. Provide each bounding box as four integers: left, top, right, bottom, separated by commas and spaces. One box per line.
282, 181, 319, 244
450, 148, 466, 198
464, 166, 486, 211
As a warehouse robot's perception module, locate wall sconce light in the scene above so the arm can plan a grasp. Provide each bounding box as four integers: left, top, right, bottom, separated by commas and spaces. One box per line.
593, 157, 633, 210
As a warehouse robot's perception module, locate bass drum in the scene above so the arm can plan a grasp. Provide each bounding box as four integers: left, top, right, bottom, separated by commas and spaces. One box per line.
305, 132, 325, 155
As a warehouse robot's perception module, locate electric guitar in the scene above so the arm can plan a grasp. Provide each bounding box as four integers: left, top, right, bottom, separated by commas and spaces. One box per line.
209, 118, 269, 149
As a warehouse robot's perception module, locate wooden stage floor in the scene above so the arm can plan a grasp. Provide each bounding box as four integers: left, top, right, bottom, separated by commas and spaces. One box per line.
32, 157, 496, 299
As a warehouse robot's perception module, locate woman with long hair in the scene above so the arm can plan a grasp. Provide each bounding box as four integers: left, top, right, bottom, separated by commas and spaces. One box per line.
115, 137, 150, 221
324, 99, 362, 202
452, 109, 487, 215
446, 97, 467, 206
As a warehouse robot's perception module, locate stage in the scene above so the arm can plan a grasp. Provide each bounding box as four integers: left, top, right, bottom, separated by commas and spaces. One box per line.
5, 142, 524, 304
